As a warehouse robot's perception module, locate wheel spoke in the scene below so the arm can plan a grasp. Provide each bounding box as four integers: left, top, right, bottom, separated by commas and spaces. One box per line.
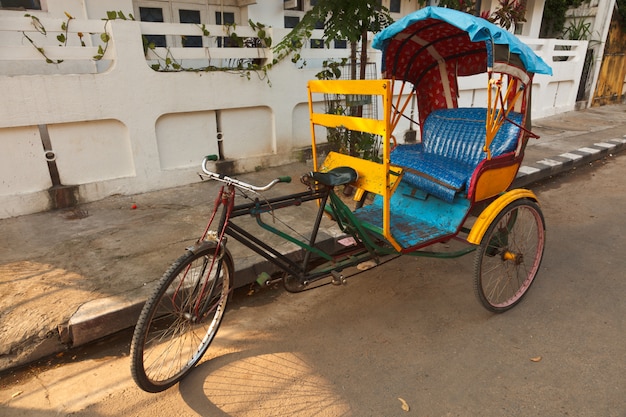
131, 245, 232, 392
474, 200, 545, 312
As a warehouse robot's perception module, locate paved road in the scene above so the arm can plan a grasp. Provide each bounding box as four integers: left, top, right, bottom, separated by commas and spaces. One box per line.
1, 155, 625, 416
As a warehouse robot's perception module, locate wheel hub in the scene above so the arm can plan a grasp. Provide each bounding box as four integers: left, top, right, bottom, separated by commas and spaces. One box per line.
502, 250, 523, 265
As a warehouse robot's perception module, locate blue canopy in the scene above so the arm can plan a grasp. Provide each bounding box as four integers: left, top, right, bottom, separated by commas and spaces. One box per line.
372, 6, 552, 76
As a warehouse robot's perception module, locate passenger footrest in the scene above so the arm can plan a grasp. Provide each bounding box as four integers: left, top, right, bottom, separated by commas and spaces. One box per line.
353, 181, 472, 249
354, 204, 450, 249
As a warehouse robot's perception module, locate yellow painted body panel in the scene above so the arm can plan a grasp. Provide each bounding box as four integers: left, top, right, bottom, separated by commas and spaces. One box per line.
308, 79, 391, 96
310, 113, 387, 137
472, 163, 520, 202
467, 189, 538, 245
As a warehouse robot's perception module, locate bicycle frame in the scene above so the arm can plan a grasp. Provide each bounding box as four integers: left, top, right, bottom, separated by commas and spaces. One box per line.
200, 173, 477, 289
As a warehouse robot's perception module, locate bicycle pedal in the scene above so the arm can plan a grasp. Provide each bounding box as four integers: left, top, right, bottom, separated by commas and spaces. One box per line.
330, 271, 346, 286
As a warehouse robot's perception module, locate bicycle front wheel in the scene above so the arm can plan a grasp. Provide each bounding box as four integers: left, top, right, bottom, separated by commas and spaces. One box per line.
473, 199, 545, 313
131, 242, 233, 393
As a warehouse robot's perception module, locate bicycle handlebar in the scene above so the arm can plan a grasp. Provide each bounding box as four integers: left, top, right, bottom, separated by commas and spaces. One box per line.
201, 155, 291, 192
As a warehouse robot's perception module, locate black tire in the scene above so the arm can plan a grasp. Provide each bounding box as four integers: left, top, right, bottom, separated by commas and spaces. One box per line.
473, 199, 545, 313
130, 242, 233, 392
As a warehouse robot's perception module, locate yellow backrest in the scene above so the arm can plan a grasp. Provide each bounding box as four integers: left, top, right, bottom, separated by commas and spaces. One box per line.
307, 79, 402, 250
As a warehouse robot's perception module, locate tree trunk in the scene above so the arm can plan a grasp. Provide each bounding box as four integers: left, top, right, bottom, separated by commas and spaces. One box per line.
350, 40, 358, 80
359, 28, 368, 80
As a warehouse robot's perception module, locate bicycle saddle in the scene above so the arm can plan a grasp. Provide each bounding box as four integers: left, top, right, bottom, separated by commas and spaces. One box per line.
308, 166, 358, 186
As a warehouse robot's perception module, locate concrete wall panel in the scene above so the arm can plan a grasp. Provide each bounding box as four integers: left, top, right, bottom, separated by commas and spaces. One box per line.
0, 126, 52, 196
48, 120, 133, 185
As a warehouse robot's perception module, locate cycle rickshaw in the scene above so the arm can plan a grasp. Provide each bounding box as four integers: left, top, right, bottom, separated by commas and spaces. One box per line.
130, 7, 553, 393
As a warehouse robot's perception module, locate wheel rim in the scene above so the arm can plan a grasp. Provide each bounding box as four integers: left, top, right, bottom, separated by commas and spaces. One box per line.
141, 252, 229, 387
477, 202, 544, 310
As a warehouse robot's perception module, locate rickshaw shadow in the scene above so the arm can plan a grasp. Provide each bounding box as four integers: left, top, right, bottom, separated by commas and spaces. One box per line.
179, 348, 352, 417
176, 253, 493, 416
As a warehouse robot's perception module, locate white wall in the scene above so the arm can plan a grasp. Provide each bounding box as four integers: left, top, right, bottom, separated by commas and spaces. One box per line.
0, 16, 330, 218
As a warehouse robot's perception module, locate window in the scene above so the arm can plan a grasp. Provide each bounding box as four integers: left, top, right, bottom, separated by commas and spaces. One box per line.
389, 0, 401, 13
216, 11, 237, 47
334, 40, 347, 49
378, 0, 401, 14
0, 0, 41, 9
215, 11, 235, 26
179, 9, 202, 47
284, 15, 300, 29
140, 7, 167, 47
284, 0, 302, 11
309, 19, 324, 48
284, 0, 319, 29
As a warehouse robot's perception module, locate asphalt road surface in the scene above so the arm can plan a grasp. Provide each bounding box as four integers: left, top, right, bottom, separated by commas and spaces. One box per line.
1, 154, 625, 417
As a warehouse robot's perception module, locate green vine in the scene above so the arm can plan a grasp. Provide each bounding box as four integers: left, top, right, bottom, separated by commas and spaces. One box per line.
22, 13, 64, 63
315, 58, 348, 80
56, 12, 74, 46
22, 11, 111, 63
21, 10, 273, 82
108, 11, 272, 80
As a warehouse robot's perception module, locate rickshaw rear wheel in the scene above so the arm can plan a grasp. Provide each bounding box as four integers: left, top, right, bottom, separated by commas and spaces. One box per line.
473, 199, 545, 313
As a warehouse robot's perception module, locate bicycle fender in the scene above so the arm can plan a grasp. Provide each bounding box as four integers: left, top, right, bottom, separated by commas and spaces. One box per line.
186, 239, 220, 255
467, 189, 539, 245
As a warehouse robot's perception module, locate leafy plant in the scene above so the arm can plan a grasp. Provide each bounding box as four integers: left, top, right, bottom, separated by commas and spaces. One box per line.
274, 0, 392, 159
417, 0, 528, 30
488, 0, 527, 30
273, 0, 393, 79
318, 60, 381, 161
540, 0, 586, 38
315, 58, 348, 81
561, 15, 594, 40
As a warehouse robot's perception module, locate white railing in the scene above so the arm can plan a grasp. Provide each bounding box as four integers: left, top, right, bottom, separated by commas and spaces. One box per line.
523, 37, 589, 116
0, 15, 588, 219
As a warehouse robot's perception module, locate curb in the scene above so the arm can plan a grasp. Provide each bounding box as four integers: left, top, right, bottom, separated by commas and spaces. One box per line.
512, 137, 626, 188
56, 136, 626, 353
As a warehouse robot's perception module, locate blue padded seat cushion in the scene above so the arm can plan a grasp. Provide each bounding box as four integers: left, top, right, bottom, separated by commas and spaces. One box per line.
391, 108, 522, 202
392, 148, 475, 202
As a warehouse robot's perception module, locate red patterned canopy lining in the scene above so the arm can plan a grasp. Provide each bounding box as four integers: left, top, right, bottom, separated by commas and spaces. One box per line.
381, 18, 511, 128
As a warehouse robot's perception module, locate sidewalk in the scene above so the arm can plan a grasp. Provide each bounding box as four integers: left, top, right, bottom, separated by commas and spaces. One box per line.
1, 104, 626, 372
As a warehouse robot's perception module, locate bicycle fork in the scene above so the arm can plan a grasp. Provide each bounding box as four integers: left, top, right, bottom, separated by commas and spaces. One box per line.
171, 185, 234, 321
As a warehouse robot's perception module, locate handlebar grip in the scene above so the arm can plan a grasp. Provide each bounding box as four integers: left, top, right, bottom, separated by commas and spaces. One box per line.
277, 176, 292, 183
205, 154, 219, 161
